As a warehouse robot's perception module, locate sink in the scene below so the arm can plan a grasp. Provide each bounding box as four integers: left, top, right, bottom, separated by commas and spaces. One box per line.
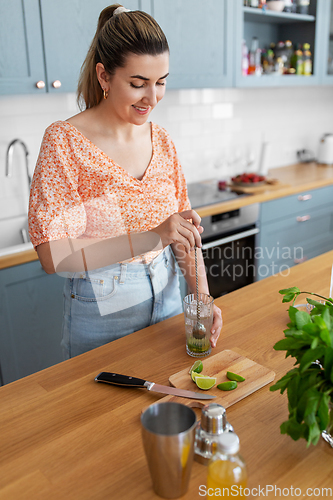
0, 215, 33, 257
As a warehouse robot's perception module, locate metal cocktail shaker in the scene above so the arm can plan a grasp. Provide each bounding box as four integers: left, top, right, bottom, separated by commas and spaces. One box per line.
141, 402, 197, 499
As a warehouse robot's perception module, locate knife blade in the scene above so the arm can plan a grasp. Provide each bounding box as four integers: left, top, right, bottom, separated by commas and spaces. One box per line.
95, 372, 216, 400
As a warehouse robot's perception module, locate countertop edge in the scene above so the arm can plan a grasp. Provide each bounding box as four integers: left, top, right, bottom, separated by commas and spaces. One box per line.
196, 176, 333, 217
0, 249, 39, 271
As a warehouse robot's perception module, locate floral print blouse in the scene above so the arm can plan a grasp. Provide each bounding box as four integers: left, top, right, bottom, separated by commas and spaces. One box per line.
28, 121, 191, 264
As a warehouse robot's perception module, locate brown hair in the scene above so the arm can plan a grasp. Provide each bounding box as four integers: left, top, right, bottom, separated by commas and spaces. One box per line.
77, 4, 169, 110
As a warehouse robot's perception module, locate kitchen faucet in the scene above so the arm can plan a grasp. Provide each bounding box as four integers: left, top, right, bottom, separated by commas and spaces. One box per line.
5, 139, 31, 244
5, 138, 31, 190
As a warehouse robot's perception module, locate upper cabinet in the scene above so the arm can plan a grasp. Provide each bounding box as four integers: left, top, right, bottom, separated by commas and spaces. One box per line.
152, 0, 234, 89
1, 0, 333, 94
40, 0, 140, 93
0, 0, 140, 95
0, 0, 46, 94
321, 0, 333, 84
234, 0, 323, 87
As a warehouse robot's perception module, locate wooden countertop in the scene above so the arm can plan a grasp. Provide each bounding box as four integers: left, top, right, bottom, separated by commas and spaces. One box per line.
197, 162, 333, 218
1, 251, 333, 499
1, 162, 333, 271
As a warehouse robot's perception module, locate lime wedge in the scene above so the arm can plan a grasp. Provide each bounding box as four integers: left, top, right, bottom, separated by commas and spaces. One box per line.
217, 381, 238, 391
191, 372, 206, 382
188, 360, 203, 375
226, 371, 245, 382
195, 376, 216, 390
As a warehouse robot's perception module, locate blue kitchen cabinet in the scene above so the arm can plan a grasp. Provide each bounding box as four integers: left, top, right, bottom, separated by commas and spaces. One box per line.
143, 0, 234, 89
0, 0, 140, 95
234, 0, 323, 87
0, 261, 65, 385
320, 0, 333, 84
0, 0, 46, 95
256, 185, 333, 280
39, 0, 140, 94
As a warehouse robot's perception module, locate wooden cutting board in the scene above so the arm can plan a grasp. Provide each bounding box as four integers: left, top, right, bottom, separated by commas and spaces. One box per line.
229, 179, 290, 194
156, 350, 275, 409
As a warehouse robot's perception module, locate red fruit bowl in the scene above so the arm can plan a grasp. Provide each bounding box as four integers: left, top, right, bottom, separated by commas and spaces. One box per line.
231, 172, 267, 187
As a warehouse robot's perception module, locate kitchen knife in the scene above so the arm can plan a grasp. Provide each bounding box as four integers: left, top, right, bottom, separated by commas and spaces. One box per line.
95, 372, 216, 400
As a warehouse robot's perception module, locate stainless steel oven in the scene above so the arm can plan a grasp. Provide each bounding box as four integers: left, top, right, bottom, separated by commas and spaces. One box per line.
187, 182, 259, 298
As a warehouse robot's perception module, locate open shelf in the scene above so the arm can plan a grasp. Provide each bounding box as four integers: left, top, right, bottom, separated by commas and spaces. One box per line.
243, 6, 315, 24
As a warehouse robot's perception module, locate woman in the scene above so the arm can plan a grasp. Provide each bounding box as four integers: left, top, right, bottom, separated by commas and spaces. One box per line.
28, 4, 222, 358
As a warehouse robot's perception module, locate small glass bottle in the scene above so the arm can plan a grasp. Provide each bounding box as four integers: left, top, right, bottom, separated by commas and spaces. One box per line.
207, 433, 247, 498
296, 0, 310, 15
248, 37, 259, 75
241, 40, 249, 76
303, 43, 312, 75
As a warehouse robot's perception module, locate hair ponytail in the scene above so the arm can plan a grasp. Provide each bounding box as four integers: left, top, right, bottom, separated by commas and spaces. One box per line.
77, 4, 169, 110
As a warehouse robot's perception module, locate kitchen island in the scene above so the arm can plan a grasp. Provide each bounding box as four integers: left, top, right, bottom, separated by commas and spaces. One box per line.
1, 251, 332, 499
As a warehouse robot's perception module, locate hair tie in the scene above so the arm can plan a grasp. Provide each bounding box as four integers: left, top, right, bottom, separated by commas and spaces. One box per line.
113, 6, 131, 16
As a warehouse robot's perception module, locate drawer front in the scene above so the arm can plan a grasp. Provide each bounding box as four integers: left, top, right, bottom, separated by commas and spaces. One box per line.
256, 240, 333, 281
257, 207, 333, 269
260, 185, 333, 224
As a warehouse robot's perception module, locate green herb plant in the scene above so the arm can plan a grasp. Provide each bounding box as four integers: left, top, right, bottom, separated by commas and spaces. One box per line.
270, 287, 333, 446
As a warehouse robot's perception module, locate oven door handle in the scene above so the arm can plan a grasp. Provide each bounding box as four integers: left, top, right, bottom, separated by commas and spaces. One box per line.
201, 227, 260, 250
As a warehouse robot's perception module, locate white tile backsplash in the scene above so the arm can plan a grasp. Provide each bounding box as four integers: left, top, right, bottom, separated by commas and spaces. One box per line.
0, 85, 333, 221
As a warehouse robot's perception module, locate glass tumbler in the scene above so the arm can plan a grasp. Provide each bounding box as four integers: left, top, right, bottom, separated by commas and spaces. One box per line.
183, 293, 214, 357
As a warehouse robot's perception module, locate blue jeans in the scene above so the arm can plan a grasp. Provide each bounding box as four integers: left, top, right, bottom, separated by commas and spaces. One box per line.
61, 246, 182, 358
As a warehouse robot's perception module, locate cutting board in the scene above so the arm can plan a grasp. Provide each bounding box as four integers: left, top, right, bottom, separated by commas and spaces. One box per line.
229, 179, 290, 195
157, 350, 275, 409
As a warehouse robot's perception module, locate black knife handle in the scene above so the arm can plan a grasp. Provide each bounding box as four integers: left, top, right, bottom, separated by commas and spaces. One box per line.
95, 372, 147, 387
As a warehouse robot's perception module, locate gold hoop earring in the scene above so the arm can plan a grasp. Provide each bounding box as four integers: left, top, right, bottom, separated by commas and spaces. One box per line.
103, 89, 108, 100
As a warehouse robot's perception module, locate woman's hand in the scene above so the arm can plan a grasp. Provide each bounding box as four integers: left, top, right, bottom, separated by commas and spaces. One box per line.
152, 210, 203, 254
210, 304, 223, 348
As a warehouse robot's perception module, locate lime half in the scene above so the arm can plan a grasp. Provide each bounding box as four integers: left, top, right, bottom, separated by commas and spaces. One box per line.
195, 376, 216, 390
188, 360, 203, 375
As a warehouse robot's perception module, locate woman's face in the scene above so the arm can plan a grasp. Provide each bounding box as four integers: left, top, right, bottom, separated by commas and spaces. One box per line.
102, 51, 169, 126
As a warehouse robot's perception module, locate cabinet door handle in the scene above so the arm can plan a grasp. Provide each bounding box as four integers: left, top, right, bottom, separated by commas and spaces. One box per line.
298, 194, 312, 201
52, 80, 62, 89
36, 80, 45, 89
294, 256, 308, 264
296, 215, 311, 222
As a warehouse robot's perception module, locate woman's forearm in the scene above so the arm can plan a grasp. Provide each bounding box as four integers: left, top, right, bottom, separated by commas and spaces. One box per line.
37, 231, 162, 274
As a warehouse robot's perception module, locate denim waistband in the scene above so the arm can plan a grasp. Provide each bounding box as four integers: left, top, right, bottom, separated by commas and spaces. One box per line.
70, 247, 171, 282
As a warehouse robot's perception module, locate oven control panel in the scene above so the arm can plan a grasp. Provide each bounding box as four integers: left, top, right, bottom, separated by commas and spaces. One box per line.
200, 204, 259, 241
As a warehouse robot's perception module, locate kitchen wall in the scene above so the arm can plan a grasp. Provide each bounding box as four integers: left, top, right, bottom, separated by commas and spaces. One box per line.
1, 85, 333, 220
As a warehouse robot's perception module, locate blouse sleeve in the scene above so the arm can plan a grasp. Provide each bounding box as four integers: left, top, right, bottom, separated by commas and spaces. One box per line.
28, 123, 86, 249
168, 137, 191, 213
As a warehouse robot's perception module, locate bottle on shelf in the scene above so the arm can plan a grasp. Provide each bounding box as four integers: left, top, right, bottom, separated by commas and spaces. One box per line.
207, 433, 247, 498
296, 0, 310, 15
242, 40, 249, 76
303, 43, 312, 75
284, 40, 294, 70
262, 48, 275, 74
249, 0, 259, 7
248, 37, 260, 75
275, 41, 289, 73
291, 43, 304, 74
275, 57, 284, 75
